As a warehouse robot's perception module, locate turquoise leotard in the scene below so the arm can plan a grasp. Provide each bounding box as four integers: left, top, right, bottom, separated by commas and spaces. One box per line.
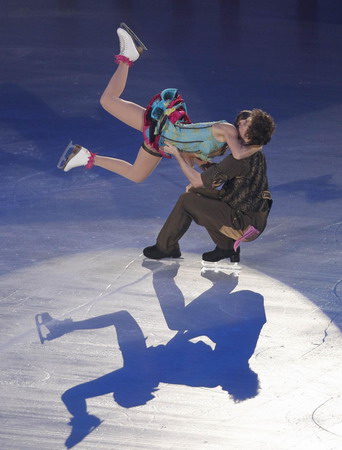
159, 120, 228, 161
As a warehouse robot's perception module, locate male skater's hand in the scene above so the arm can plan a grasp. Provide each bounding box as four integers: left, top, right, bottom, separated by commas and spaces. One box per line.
162, 141, 179, 155
162, 141, 203, 188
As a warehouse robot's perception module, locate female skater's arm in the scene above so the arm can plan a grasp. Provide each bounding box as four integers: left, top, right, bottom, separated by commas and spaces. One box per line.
212, 122, 261, 160
162, 143, 203, 188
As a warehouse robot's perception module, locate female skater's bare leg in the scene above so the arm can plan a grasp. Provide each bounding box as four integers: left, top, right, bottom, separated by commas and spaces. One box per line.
62, 61, 162, 182
99, 24, 148, 130
61, 25, 162, 181
100, 62, 145, 131
94, 147, 161, 183
92, 58, 163, 182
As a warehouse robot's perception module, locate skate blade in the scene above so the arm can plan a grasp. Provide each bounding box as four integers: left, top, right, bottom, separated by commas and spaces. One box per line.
120, 22, 148, 51
35, 313, 47, 344
57, 141, 76, 170
201, 261, 241, 273
57, 141, 83, 171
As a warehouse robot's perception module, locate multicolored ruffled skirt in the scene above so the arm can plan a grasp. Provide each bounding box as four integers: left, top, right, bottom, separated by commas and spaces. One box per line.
143, 88, 191, 158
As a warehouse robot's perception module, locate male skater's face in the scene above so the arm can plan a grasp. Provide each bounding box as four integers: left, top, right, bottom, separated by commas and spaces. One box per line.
238, 117, 252, 143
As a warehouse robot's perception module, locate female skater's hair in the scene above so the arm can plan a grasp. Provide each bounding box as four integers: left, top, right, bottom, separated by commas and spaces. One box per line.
234, 109, 276, 146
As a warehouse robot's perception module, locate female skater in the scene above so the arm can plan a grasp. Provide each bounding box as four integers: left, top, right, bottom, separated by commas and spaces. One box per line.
58, 23, 275, 183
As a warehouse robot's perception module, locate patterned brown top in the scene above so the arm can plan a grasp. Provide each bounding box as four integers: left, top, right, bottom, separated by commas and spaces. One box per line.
201, 152, 271, 213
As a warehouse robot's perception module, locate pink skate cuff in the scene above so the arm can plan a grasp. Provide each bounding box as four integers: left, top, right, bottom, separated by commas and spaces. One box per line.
85, 152, 97, 169
114, 54, 134, 67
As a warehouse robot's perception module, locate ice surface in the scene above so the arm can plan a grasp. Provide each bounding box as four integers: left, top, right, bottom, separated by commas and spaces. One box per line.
1, 1, 342, 449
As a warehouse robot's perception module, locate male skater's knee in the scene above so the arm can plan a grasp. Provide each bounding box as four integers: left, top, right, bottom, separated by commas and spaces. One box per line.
178, 192, 191, 205
167, 192, 194, 217
178, 192, 197, 209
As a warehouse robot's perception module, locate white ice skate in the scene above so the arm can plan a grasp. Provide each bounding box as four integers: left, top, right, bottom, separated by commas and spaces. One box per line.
57, 141, 93, 172
117, 22, 147, 63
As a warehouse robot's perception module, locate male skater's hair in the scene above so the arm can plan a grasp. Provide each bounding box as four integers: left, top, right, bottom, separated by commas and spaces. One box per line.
234, 109, 276, 146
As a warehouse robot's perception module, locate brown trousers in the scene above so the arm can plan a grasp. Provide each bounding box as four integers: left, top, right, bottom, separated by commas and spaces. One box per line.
156, 192, 258, 253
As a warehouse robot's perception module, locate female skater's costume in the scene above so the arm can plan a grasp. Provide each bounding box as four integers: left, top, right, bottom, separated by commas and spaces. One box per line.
143, 88, 228, 160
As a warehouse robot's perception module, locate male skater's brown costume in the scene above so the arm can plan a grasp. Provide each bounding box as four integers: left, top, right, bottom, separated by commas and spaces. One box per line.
145, 151, 272, 261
